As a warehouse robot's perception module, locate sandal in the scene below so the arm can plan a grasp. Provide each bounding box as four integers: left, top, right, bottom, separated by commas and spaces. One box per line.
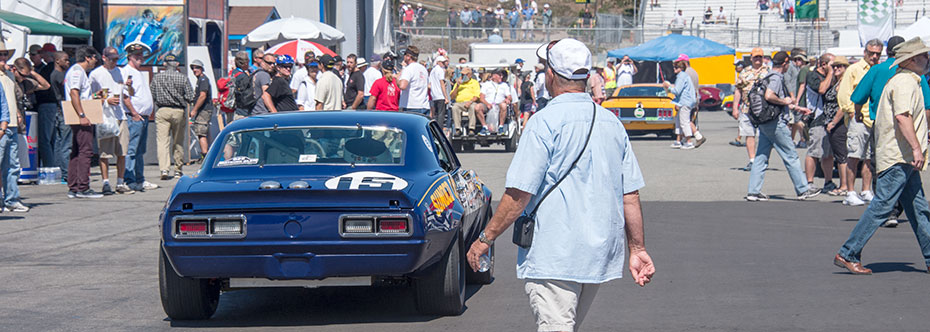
828, 189, 847, 196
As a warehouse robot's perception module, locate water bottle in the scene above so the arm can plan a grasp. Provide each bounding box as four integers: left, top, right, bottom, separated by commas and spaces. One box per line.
478, 254, 491, 272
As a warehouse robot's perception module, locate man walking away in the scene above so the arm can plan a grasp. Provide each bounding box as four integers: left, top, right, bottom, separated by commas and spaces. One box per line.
838, 39, 883, 207
678, 54, 707, 147
397, 46, 430, 115
88, 47, 131, 195
733, 48, 767, 170
150, 53, 194, 180
0, 44, 35, 210
230, 51, 252, 121
314, 55, 344, 110
63, 45, 103, 199
745, 51, 820, 201
429, 55, 451, 132
122, 44, 158, 192
663, 60, 697, 149
190, 59, 215, 162
835, 37, 930, 275
466, 39, 654, 331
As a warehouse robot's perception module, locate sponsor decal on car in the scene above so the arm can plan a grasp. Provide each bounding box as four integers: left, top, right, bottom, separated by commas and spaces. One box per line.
324, 171, 409, 190
217, 156, 259, 167
429, 181, 455, 214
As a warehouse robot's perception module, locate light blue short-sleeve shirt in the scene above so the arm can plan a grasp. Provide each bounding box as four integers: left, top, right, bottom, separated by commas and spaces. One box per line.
506, 92, 645, 284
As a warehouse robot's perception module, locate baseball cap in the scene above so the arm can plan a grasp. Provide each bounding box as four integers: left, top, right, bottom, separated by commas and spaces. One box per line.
544, 3, 550, 8
125, 43, 149, 55
41, 43, 57, 53
275, 54, 295, 65
772, 51, 789, 65
381, 58, 395, 70
334, 55, 344, 63
675, 53, 690, 62
434, 55, 447, 63
164, 53, 179, 64
750, 47, 764, 57
536, 38, 591, 80
515, 58, 525, 64
319, 54, 335, 68
28, 45, 41, 55
370, 54, 382, 63
190, 59, 205, 68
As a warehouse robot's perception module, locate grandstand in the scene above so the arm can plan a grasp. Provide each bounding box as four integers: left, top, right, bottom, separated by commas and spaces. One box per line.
642, 0, 930, 52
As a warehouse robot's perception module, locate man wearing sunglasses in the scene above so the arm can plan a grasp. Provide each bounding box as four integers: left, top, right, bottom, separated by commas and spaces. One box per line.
837, 39, 883, 207
251, 54, 277, 116
466, 38, 654, 332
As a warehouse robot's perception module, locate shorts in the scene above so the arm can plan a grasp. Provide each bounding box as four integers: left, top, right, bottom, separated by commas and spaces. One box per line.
846, 121, 872, 160
520, 103, 535, 113
98, 120, 130, 159
525, 279, 600, 332
807, 126, 830, 159
738, 112, 756, 137
787, 108, 802, 124
192, 107, 215, 137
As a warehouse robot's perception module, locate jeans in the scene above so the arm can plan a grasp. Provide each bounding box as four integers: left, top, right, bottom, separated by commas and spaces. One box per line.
838, 164, 930, 267
36, 102, 71, 179
748, 119, 810, 195
0, 128, 21, 205
125, 118, 149, 187
68, 125, 94, 193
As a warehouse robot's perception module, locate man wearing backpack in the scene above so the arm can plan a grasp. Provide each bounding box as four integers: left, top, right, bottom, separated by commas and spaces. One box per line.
733, 48, 767, 170
745, 51, 821, 201
230, 51, 253, 121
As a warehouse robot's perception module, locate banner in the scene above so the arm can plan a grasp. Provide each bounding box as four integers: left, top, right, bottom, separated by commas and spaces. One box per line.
858, 0, 893, 46
796, 0, 819, 19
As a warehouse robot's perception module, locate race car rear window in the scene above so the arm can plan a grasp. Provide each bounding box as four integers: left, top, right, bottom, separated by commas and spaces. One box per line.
215, 126, 406, 166
615, 86, 669, 98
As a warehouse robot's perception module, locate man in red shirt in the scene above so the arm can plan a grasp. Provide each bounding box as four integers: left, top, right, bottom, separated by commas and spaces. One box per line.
367, 59, 400, 111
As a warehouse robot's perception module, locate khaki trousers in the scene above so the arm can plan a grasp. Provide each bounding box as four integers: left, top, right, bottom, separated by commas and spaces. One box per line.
155, 107, 186, 173
451, 102, 478, 132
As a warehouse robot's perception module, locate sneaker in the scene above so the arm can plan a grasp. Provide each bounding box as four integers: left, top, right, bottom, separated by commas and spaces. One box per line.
860, 190, 874, 201
75, 189, 104, 199
174, 171, 184, 179
745, 193, 769, 201
670, 141, 682, 149
4, 201, 29, 212
843, 192, 866, 206
67, 191, 78, 198
881, 218, 899, 228
798, 187, 822, 200
796, 141, 808, 149
822, 181, 837, 192
497, 125, 504, 134
115, 184, 135, 194
160, 170, 171, 180
680, 142, 695, 150
742, 162, 753, 171
694, 136, 707, 148
478, 127, 490, 136
143, 181, 160, 190
728, 139, 744, 147
101, 182, 115, 195
60, 179, 68, 185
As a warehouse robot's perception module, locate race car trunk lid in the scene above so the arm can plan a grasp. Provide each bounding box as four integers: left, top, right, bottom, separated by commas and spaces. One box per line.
175, 179, 416, 212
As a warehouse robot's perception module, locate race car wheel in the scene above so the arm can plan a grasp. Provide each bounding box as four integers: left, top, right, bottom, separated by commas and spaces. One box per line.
415, 234, 465, 316
466, 205, 494, 284
451, 140, 463, 152
159, 248, 220, 320
463, 142, 475, 152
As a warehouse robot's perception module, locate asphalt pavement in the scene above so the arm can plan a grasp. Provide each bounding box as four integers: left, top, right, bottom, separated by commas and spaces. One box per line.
1, 110, 929, 331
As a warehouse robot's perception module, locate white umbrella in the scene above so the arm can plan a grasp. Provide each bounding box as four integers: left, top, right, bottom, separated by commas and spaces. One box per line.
241, 16, 345, 48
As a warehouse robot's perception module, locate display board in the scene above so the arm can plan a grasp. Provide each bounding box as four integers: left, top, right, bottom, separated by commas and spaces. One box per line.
104, 3, 186, 66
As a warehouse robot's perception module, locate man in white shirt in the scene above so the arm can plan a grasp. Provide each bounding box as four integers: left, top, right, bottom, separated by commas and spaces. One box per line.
397, 46, 430, 115
295, 60, 319, 110
616, 55, 637, 87
64, 45, 103, 198
670, 9, 686, 34
429, 56, 451, 132
88, 47, 132, 195
289, 51, 316, 95
363, 54, 384, 107
314, 54, 344, 110
715, 6, 727, 24
478, 69, 511, 135
534, 63, 550, 109
121, 44, 158, 192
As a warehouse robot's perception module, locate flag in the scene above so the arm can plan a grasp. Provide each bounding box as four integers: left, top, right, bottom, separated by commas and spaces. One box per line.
858, 0, 893, 45
796, 0, 819, 19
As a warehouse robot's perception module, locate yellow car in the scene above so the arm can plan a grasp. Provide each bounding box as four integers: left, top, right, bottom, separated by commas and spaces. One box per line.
601, 84, 677, 137
722, 94, 734, 111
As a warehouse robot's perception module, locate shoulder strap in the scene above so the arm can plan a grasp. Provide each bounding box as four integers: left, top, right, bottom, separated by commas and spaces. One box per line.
527, 102, 597, 218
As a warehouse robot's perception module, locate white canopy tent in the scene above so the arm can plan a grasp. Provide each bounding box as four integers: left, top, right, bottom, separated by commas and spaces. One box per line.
899, 16, 930, 45
240, 16, 345, 48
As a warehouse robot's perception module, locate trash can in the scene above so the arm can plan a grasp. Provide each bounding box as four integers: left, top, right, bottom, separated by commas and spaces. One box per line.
19, 111, 38, 183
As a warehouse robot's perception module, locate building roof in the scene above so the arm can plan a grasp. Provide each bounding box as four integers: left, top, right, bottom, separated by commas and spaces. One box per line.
227, 6, 280, 35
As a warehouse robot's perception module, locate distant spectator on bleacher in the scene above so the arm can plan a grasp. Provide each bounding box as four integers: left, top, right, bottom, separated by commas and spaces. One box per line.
758, 0, 769, 11
448, 7, 458, 38
716, 6, 728, 24
703, 7, 713, 24
508, 7, 520, 40
460, 6, 473, 37
782, 0, 794, 22
669, 9, 686, 34
542, 4, 552, 32
521, 4, 535, 40
581, 8, 595, 28
415, 3, 428, 34
495, 5, 506, 28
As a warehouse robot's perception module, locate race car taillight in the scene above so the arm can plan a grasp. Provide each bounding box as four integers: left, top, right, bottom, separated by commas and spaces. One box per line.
343, 218, 374, 233
378, 218, 408, 233
213, 219, 243, 235
608, 108, 619, 117
657, 108, 674, 118
179, 221, 207, 236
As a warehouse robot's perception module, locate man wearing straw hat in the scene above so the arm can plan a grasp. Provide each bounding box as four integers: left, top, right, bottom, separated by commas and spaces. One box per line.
835, 37, 930, 275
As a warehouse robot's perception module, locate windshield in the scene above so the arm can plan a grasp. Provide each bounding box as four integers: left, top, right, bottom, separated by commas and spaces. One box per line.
615, 86, 669, 98
216, 126, 406, 167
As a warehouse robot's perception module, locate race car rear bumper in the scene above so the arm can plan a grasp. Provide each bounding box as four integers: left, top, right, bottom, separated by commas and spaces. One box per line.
162, 238, 437, 279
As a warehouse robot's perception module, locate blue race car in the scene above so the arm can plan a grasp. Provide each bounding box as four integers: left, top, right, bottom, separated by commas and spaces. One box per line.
159, 111, 494, 320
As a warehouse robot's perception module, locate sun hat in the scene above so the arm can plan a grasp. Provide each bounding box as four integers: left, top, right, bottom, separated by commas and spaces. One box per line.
357, 57, 368, 67
535, 38, 591, 80
891, 37, 930, 68
832, 55, 850, 66
0, 40, 16, 55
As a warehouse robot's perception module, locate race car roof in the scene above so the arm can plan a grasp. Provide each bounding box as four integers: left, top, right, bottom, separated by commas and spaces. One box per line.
222, 111, 432, 133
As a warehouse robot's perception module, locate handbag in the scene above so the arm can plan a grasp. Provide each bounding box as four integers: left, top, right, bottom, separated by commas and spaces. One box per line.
513, 102, 597, 249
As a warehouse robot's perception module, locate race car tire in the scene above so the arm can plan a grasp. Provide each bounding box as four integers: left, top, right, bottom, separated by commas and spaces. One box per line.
451, 140, 463, 152
466, 205, 494, 284
159, 248, 220, 320
463, 142, 475, 152
415, 234, 465, 316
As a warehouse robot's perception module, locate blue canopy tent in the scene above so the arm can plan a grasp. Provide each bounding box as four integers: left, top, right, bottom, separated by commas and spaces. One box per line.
608, 34, 736, 84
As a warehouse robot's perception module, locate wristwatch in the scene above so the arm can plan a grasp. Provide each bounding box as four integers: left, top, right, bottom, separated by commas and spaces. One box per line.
78, 113, 86, 118
479, 231, 493, 245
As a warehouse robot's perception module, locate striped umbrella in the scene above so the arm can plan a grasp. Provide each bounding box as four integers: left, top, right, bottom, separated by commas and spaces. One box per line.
265, 39, 337, 62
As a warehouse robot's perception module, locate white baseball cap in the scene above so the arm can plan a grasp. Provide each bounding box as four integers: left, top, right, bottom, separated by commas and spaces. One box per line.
536, 38, 591, 80
434, 55, 447, 63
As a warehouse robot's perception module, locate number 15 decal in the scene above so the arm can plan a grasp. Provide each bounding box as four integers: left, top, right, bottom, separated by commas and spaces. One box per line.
324, 171, 409, 190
